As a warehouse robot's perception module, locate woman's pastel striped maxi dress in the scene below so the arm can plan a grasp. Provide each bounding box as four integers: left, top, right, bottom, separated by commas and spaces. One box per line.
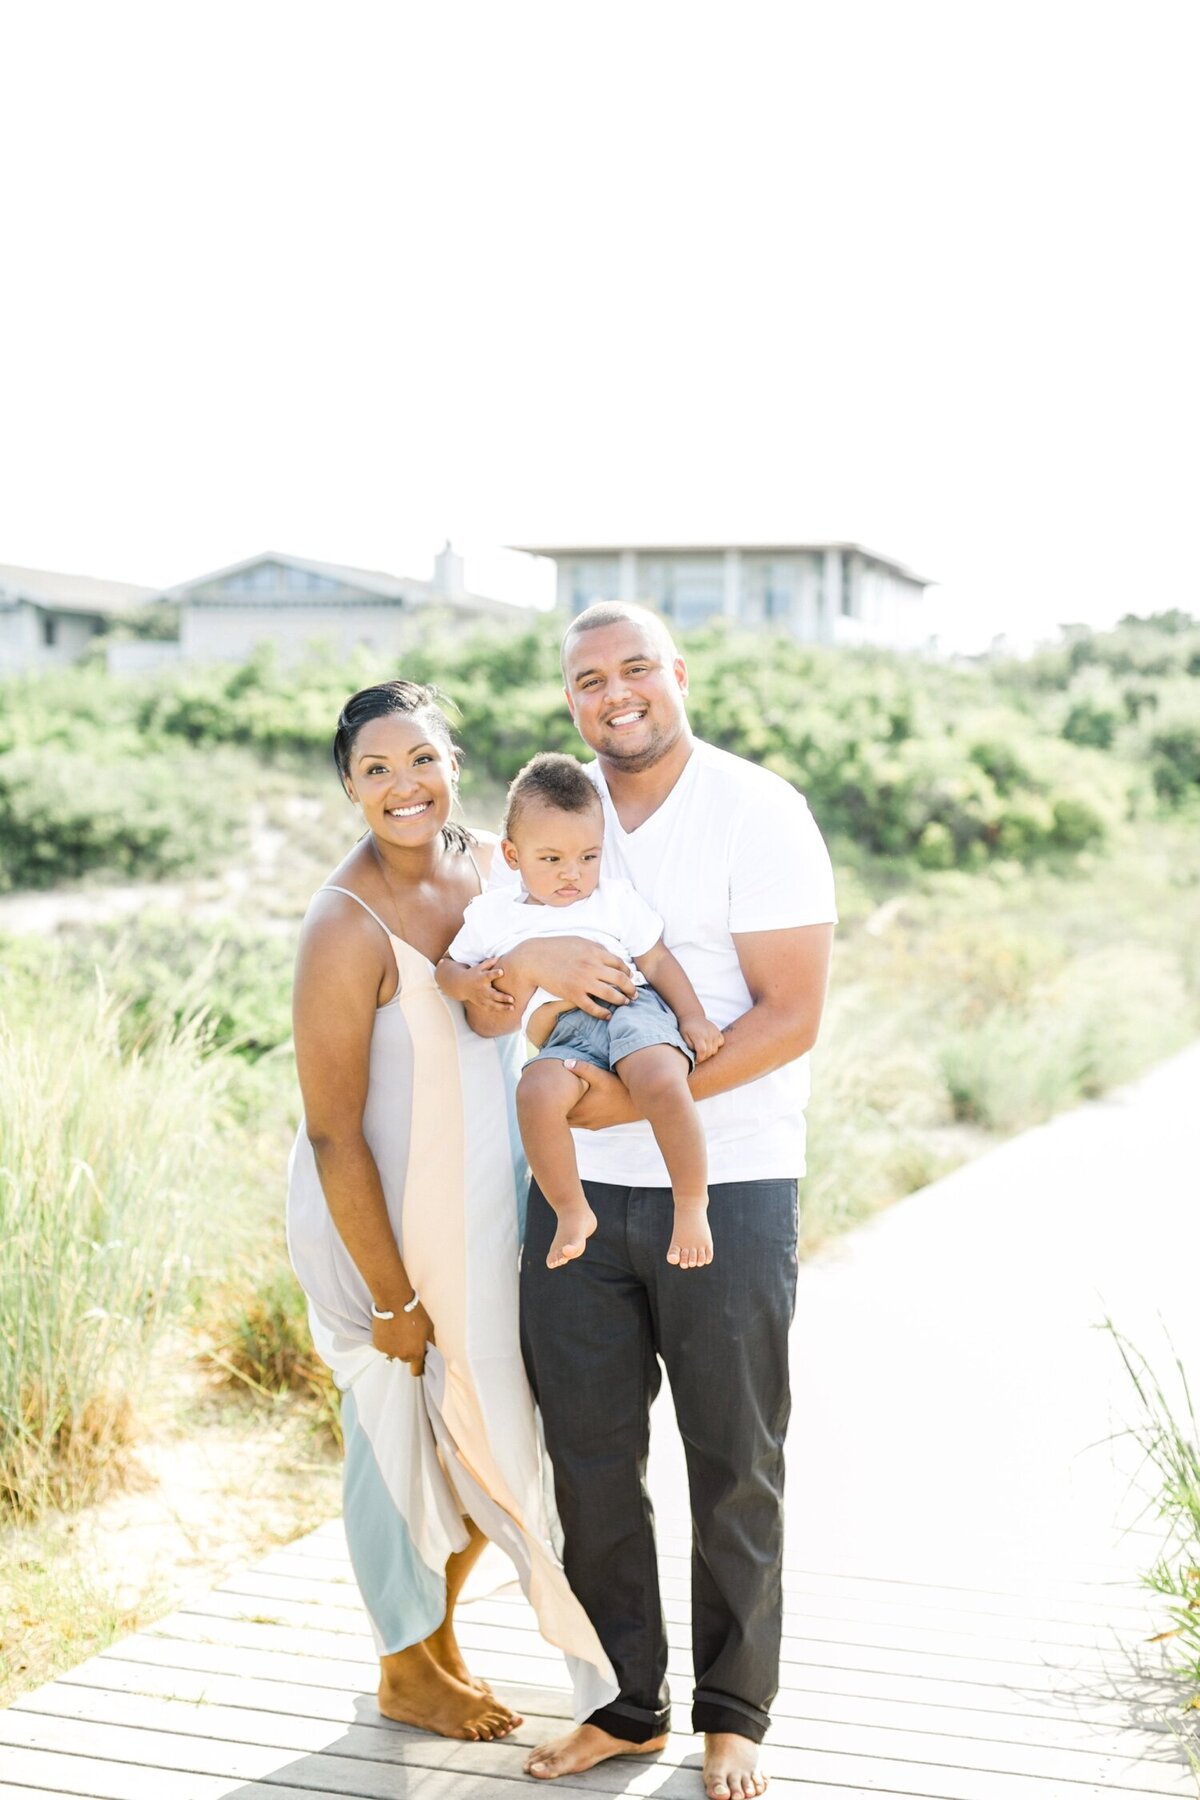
286, 888, 616, 1721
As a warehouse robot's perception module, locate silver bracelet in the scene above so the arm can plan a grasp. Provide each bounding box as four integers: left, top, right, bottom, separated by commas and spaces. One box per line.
371, 1292, 420, 1320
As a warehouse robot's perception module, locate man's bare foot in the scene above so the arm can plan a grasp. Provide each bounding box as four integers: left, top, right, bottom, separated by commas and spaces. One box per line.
423, 1619, 493, 1695
377, 1642, 520, 1740
524, 1722, 668, 1780
666, 1197, 713, 1269
546, 1199, 597, 1268
703, 1731, 767, 1798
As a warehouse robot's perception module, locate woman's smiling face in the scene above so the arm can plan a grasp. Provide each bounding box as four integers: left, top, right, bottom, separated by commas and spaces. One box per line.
343, 713, 459, 845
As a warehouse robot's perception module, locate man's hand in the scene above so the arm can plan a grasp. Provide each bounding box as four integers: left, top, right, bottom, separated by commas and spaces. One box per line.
563, 1060, 641, 1130
678, 1014, 724, 1063
437, 956, 515, 1013
502, 938, 637, 1020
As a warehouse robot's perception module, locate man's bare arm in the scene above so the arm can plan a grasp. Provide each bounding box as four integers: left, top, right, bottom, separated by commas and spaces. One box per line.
634, 939, 723, 1061
463, 936, 638, 1038
567, 923, 835, 1127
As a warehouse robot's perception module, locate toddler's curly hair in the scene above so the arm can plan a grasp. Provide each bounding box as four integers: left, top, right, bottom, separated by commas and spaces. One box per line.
504, 752, 603, 839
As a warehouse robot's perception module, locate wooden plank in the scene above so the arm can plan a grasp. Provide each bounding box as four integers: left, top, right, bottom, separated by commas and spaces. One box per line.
176, 1587, 1132, 1679
255, 1540, 1165, 1612
15, 1680, 1193, 1792
221, 1566, 1159, 1654
143, 1604, 1159, 1704
0, 1750, 376, 1800
4, 1709, 1191, 1800
55, 1654, 1178, 1761
90, 1646, 575, 1721
104, 1629, 1167, 1740
450, 1590, 1150, 1662
0, 1749, 663, 1800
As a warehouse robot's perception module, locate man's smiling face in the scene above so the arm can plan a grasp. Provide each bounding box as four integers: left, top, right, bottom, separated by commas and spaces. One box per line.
562, 617, 690, 774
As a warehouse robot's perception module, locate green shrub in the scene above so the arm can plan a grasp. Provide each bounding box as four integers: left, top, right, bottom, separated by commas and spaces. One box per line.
0, 749, 248, 891
1149, 717, 1200, 804
1, 606, 1195, 892
49, 915, 296, 1060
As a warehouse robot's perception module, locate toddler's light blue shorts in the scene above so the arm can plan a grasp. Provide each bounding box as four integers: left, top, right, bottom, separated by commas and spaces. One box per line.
529, 984, 694, 1072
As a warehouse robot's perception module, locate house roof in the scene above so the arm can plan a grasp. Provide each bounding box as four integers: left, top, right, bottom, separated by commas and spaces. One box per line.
157, 550, 530, 617
508, 542, 935, 587
0, 562, 155, 617
156, 550, 413, 604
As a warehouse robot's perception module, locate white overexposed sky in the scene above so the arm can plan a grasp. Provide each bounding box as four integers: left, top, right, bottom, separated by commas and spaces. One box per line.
0, 0, 1196, 650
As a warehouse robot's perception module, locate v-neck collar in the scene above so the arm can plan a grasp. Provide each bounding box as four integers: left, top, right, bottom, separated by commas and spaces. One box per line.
593, 745, 701, 840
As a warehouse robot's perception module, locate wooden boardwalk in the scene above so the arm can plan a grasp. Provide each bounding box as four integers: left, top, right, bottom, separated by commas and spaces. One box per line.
5, 1043, 1200, 1796
2, 1514, 1195, 1799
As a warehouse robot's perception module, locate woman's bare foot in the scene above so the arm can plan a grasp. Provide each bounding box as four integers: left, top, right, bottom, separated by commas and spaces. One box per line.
546, 1198, 597, 1268
423, 1618, 493, 1696
666, 1196, 713, 1269
524, 1722, 668, 1779
703, 1731, 767, 1798
377, 1642, 520, 1740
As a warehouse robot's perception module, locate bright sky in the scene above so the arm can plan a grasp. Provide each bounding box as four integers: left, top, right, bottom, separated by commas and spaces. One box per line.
1, 1, 1195, 650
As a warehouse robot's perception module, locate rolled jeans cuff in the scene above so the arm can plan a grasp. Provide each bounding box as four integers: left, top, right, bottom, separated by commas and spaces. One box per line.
692, 1688, 770, 1743
588, 1698, 672, 1742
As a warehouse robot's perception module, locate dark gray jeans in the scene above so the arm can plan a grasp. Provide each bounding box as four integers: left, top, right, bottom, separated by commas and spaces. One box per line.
520, 1176, 799, 1743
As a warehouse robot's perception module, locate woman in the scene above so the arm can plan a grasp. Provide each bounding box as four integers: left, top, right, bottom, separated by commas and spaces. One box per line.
286, 678, 616, 1741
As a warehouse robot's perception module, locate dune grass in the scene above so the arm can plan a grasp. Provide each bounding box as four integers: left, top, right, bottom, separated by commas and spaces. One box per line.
0, 934, 317, 1519
1107, 1325, 1200, 1778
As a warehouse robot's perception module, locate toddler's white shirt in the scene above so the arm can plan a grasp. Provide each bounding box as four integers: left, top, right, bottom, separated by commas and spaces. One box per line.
448, 878, 664, 1031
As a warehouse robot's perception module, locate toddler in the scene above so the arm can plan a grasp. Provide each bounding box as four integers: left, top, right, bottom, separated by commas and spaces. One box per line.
437, 753, 722, 1270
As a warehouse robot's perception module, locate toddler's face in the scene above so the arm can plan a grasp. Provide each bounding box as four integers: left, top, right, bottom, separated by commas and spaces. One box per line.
502, 801, 604, 907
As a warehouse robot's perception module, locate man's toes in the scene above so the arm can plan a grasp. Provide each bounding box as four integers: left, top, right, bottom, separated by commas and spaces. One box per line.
666, 1244, 681, 1264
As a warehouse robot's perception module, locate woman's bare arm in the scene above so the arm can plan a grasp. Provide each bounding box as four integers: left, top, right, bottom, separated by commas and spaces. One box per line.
293, 897, 433, 1371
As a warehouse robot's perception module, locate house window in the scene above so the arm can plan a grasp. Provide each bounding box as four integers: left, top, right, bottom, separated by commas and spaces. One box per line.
568, 559, 620, 614
223, 563, 284, 594
287, 567, 339, 593
747, 560, 795, 624
841, 558, 856, 617
640, 557, 723, 628
42, 614, 58, 646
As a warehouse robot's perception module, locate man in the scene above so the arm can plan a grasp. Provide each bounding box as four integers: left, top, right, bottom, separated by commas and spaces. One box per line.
473, 603, 835, 1800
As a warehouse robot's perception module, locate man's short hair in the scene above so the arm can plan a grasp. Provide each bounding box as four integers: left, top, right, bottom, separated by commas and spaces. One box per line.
560, 602, 679, 680
504, 751, 603, 838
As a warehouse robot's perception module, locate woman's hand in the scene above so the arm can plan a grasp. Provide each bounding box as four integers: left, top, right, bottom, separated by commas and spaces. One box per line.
371, 1301, 436, 1377
503, 938, 637, 1019
563, 1060, 641, 1130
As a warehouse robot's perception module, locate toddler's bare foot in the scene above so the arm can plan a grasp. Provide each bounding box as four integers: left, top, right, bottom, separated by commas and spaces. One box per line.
547, 1199, 597, 1268
666, 1196, 713, 1269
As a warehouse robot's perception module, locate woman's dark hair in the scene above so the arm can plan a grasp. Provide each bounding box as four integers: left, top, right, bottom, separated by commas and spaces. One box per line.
504, 752, 602, 838
333, 679, 473, 854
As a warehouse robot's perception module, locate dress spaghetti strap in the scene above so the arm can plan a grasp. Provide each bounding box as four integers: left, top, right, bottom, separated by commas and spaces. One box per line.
320, 884, 397, 939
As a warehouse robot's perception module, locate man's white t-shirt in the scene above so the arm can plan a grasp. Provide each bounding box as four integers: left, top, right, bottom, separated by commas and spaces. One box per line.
565, 739, 837, 1186
448, 879, 664, 1032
